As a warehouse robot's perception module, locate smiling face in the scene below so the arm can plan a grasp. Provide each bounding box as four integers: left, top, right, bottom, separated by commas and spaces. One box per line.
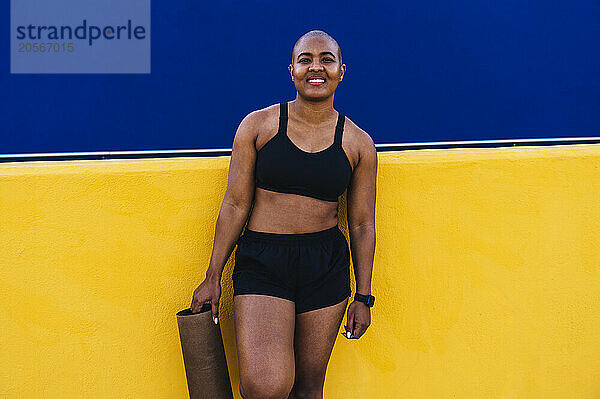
289, 35, 346, 101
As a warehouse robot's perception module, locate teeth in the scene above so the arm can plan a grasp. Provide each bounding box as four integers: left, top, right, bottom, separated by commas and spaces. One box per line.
309, 79, 325, 83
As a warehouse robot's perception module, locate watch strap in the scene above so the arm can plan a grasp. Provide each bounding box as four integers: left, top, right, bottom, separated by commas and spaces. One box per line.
354, 293, 375, 307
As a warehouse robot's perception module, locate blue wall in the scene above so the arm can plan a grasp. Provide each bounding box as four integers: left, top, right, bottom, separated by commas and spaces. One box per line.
1, 0, 598, 155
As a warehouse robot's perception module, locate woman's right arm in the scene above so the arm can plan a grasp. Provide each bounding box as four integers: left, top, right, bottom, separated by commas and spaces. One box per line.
190, 111, 261, 318
205, 111, 260, 280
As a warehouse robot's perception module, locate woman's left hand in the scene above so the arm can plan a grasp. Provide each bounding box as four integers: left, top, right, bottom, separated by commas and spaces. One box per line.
343, 300, 371, 339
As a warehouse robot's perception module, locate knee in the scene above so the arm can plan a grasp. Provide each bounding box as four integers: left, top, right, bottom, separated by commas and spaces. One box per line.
239, 376, 293, 399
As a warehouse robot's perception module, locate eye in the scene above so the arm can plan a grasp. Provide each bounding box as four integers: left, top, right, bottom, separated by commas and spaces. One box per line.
323, 58, 334, 62
299, 59, 310, 63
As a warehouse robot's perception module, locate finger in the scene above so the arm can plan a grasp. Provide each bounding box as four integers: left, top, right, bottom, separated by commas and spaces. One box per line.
353, 323, 364, 339
346, 311, 356, 339
351, 317, 361, 338
355, 321, 371, 339
192, 301, 201, 313
211, 300, 219, 325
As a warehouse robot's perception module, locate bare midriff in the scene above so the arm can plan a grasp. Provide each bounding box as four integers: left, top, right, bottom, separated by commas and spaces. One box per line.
246, 187, 340, 234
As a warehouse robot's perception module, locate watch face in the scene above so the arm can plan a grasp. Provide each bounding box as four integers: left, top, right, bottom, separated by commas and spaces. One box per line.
368, 297, 375, 306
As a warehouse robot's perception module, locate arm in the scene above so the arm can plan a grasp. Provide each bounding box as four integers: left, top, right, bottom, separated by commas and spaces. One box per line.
205, 111, 261, 281
344, 129, 377, 340
347, 131, 377, 296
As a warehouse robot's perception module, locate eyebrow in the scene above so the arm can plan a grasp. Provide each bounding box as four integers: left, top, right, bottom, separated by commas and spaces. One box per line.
297, 51, 336, 60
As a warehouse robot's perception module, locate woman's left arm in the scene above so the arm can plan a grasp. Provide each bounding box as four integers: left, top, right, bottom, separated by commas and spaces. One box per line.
344, 129, 378, 339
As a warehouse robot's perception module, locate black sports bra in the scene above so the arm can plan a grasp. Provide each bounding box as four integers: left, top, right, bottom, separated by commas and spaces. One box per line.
255, 102, 353, 202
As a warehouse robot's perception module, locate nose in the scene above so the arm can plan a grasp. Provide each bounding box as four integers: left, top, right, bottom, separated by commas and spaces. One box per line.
308, 61, 324, 71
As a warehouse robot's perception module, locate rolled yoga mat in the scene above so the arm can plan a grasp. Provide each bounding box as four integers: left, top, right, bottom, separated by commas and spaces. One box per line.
176, 304, 234, 399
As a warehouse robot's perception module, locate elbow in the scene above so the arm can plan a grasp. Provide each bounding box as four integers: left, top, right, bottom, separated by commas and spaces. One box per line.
349, 221, 375, 234
224, 200, 251, 216
223, 193, 253, 215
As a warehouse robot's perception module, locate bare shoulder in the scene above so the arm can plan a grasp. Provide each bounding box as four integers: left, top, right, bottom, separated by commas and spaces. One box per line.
231, 103, 280, 154
241, 103, 279, 126
341, 115, 377, 171
241, 103, 281, 151
235, 103, 278, 141
344, 116, 375, 149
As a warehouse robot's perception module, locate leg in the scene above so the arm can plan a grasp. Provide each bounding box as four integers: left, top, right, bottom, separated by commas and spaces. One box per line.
288, 297, 349, 399
234, 294, 296, 399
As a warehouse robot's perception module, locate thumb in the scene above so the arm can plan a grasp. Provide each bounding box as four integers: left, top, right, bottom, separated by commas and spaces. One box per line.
211, 300, 219, 325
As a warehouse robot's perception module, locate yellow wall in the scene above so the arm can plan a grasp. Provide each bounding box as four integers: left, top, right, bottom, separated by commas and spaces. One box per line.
1, 144, 600, 398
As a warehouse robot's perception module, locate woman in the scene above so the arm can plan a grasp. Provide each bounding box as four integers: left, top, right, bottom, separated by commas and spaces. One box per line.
190, 29, 377, 399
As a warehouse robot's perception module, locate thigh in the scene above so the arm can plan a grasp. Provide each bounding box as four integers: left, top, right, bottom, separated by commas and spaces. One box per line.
291, 297, 349, 394
294, 228, 351, 315
234, 294, 296, 396
233, 235, 297, 302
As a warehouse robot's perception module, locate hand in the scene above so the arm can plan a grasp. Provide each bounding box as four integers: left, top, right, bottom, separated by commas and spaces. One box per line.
342, 300, 371, 339
190, 275, 222, 324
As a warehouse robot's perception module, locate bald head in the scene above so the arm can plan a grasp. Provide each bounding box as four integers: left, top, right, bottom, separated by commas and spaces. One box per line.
292, 30, 342, 65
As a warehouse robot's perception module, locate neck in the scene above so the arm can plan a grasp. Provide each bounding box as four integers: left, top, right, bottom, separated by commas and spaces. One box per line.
290, 95, 337, 126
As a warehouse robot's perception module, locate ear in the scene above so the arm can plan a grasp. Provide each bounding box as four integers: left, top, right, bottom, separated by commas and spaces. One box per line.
339, 63, 346, 81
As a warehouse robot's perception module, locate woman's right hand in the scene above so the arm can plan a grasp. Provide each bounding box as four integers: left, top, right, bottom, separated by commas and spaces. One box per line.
190, 275, 222, 324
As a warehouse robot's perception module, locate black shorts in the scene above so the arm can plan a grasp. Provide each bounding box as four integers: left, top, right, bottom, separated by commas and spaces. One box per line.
232, 224, 351, 314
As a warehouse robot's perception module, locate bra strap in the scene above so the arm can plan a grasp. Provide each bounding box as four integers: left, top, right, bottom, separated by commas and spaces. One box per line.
278, 102, 288, 136
334, 113, 345, 146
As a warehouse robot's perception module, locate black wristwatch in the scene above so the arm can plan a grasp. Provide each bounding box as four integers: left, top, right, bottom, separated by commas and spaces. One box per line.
354, 293, 375, 307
